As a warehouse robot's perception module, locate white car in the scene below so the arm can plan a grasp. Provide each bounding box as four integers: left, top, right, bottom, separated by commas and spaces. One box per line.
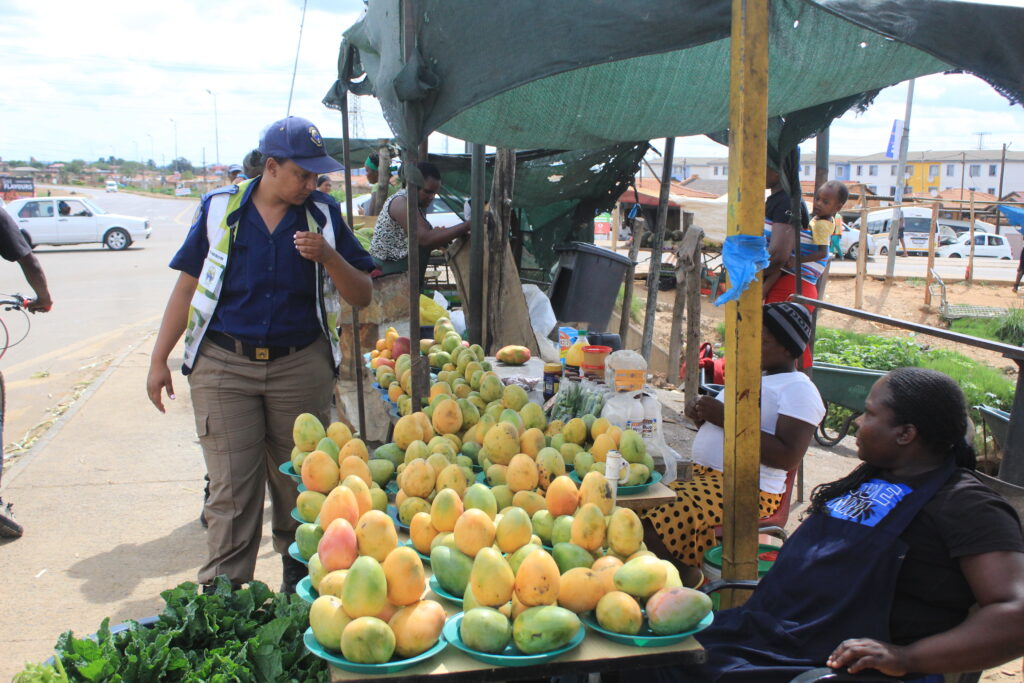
936, 232, 1013, 259
4, 196, 150, 250
836, 223, 876, 260
104, 180, 118, 192
353, 193, 464, 227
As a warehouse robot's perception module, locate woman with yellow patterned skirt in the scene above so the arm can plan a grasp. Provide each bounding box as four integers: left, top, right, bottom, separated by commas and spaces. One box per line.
642, 302, 825, 568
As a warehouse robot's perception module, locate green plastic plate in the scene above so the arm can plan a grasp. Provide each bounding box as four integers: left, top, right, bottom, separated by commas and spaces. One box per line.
303, 627, 448, 674
385, 480, 399, 496
401, 539, 431, 564
475, 471, 488, 485
279, 461, 302, 484
288, 542, 309, 566
296, 576, 317, 604
428, 576, 463, 606
290, 507, 308, 524
387, 504, 410, 532
441, 611, 585, 666
568, 469, 663, 495
580, 609, 713, 647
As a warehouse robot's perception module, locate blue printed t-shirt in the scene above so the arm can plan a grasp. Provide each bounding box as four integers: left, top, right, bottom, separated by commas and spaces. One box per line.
170, 182, 374, 348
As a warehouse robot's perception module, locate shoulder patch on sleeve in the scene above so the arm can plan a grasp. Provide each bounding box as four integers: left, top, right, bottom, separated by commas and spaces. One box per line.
202, 184, 240, 201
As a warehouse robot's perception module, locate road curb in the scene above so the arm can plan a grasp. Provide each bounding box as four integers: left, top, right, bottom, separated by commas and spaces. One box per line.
0, 336, 146, 491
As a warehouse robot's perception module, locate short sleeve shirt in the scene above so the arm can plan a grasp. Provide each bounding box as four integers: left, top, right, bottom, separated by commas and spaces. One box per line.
691, 371, 825, 494
889, 469, 1024, 644
0, 209, 31, 262
809, 217, 834, 246
170, 183, 374, 348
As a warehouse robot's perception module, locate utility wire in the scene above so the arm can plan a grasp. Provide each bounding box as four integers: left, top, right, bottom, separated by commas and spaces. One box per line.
286, 0, 309, 117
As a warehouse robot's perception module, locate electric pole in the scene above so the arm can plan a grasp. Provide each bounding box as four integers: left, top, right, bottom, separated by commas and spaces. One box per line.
886, 79, 914, 279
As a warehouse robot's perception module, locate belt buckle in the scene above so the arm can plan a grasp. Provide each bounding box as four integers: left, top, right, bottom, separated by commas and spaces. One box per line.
255, 347, 270, 361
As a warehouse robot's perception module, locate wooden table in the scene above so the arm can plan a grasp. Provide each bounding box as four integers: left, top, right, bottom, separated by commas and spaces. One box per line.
329, 578, 705, 682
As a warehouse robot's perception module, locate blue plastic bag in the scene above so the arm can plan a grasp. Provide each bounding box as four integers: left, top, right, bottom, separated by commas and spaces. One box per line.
714, 234, 770, 306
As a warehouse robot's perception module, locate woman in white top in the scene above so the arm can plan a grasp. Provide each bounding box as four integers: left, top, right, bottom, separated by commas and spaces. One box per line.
642, 302, 825, 568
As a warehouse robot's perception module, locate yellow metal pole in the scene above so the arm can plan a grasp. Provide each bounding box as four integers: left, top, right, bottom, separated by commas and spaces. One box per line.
925, 202, 939, 306
721, 0, 768, 607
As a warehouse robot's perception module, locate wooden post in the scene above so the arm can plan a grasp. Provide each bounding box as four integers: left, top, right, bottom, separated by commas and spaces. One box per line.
684, 238, 703, 409
620, 204, 643, 345
721, 0, 768, 607
468, 143, 486, 346
855, 196, 869, 309
611, 205, 620, 253
371, 142, 391, 217
340, 93, 366, 437
668, 256, 686, 388
815, 128, 829, 191
967, 190, 977, 284
486, 149, 516, 352
924, 201, 939, 306
641, 137, 675, 361
401, 0, 427, 407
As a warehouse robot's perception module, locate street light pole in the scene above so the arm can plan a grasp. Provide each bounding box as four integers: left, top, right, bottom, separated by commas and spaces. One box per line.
205, 89, 220, 168
169, 118, 178, 175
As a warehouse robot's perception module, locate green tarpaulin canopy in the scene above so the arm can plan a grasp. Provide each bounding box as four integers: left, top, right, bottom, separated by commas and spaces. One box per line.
324, 0, 1024, 150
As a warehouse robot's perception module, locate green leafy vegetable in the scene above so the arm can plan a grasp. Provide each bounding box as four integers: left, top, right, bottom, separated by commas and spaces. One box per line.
15, 578, 329, 682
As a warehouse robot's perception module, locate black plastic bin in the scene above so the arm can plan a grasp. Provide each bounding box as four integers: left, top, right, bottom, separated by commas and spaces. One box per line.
547, 242, 633, 332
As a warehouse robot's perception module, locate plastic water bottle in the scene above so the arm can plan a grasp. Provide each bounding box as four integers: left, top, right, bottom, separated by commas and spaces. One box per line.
604, 450, 628, 502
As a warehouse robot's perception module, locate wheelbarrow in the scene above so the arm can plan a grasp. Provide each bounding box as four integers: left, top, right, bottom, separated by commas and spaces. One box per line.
811, 362, 887, 447
976, 404, 1010, 458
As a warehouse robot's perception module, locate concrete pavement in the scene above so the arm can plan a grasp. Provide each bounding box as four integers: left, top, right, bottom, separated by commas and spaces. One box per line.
0, 336, 287, 679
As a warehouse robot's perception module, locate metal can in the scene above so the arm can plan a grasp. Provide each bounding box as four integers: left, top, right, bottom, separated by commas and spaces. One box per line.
543, 362, 563, 401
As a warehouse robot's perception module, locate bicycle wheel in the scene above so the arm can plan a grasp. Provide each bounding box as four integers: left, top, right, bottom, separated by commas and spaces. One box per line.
814, 402, 847, 447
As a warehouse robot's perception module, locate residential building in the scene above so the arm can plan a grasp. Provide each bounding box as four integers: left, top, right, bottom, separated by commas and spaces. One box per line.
643, 148, 1024, 198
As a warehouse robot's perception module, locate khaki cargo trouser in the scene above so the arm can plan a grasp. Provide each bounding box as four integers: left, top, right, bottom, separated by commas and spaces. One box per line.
188, 335, 334, 585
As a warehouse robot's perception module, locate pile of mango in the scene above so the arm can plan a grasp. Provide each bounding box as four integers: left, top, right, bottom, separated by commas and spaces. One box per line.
291, 415, 398, 557
413, 468, 709, 643
292, 417, 448, 665
308, 547, 447, 664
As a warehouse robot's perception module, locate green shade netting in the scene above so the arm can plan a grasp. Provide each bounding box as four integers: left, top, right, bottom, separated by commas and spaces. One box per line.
325, 0, 1024, 151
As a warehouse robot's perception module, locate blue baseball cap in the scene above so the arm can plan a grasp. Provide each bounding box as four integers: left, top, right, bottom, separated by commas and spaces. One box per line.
258, 116, 342, 174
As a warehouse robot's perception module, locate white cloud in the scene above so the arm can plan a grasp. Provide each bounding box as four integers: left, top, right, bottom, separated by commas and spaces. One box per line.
0, 0, 380, 164
1, 7, 1021, 166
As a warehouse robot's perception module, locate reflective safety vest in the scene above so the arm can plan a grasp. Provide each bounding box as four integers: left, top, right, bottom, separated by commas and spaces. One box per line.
181, 179, 341, 374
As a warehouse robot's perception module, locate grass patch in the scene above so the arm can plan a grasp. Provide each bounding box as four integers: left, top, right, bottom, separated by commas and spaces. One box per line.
918, 349, 1014, 410
949, 317, 1003, 343
995, 307, 1024, 346
616, 285, 646, 324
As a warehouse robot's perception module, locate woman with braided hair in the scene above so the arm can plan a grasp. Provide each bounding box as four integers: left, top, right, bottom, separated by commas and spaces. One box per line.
654, 367, 1024, 682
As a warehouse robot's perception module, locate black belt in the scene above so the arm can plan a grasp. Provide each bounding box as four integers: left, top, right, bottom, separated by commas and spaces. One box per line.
205, 329, 312, 362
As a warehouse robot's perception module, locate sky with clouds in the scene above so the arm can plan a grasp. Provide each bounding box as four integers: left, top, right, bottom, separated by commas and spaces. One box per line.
1, 0, 1022, 167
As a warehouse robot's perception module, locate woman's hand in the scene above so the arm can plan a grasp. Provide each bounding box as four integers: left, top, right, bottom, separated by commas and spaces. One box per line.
686, 396, 724, 427
294, 231, 338, 265
827, 639, 911, 676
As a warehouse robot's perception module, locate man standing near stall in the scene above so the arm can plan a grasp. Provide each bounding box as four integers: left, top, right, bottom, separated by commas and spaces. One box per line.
146, 116, 373, 593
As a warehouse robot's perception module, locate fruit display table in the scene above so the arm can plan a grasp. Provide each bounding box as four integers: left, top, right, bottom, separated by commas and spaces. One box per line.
328, 560, 706, 682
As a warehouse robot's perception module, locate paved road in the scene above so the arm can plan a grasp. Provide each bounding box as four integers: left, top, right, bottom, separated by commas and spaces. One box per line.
0, 187, 196, 457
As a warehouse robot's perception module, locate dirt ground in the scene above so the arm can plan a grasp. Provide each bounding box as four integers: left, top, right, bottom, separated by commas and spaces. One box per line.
649, 275, 1021, 380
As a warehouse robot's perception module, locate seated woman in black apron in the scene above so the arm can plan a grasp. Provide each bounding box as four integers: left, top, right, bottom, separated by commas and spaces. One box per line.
368, 161, 470, 291
655, 367, 1024, 683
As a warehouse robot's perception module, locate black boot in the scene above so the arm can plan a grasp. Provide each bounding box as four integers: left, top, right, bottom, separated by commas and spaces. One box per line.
281, 554, 306, 594
0, 497, 23, 539
199, 474, 210, 528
